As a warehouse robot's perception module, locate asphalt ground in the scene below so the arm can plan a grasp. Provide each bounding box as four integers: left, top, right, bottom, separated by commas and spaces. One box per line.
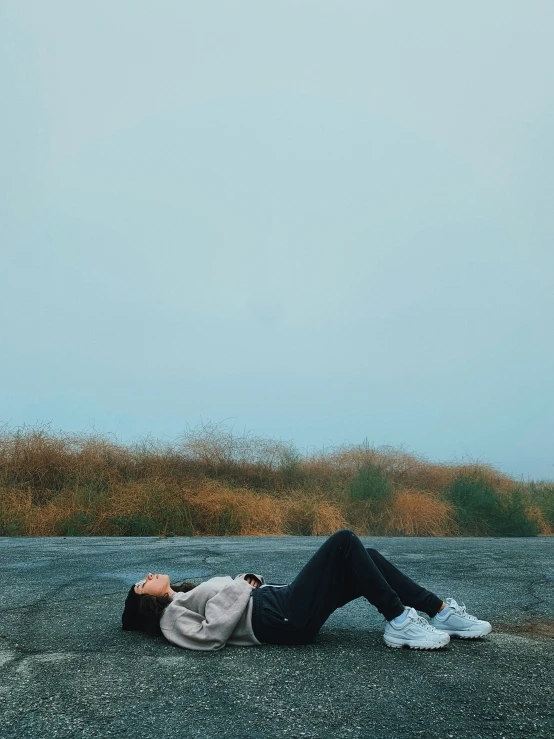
1, 535, 553, 739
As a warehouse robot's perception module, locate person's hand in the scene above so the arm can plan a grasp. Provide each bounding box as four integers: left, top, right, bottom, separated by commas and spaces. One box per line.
235, 572, 264, 587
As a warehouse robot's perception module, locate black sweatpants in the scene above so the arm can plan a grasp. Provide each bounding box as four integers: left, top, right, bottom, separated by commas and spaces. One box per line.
251, 529, 443, 645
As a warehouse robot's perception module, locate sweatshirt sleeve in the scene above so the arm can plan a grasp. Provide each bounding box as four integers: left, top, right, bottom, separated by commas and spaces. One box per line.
160, 579, 253, 652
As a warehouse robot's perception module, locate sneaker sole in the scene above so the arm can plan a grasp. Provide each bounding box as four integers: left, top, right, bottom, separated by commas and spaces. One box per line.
383, 636, 450, 650
441, 626, 492, 639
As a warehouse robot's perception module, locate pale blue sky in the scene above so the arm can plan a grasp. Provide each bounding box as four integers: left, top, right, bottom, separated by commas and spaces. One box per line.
1, 1, 553, 481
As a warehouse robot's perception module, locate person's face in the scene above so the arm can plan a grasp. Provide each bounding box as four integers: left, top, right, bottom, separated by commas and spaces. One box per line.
134, 573, 172, 597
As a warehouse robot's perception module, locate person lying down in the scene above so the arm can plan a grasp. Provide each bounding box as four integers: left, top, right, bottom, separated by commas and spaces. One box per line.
121, 529, 492, 652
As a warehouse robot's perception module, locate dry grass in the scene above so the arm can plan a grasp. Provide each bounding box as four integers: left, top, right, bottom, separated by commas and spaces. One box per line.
386, 490, 458, 537
0, 423, 551, 537
523, 505, 553, 536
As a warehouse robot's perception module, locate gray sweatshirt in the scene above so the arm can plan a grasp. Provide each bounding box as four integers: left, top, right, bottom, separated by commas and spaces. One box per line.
160, 576, 263, 652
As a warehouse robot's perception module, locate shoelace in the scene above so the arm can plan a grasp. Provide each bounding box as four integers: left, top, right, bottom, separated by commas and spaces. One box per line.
407, 608, 437, 631
449, 601, 478, 622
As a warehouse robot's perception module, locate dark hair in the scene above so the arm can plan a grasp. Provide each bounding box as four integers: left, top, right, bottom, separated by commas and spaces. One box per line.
122, 581, 197, 637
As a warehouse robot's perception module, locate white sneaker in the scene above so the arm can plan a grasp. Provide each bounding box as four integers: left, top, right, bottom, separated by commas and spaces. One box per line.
383, 607, 450, 650
429, 598, 492, 639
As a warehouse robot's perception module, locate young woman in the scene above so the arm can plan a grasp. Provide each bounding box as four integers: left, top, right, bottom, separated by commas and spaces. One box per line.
121, 528, 492, 651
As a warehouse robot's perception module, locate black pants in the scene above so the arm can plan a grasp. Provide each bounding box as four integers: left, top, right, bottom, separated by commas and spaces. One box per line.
251, 529, 443, 645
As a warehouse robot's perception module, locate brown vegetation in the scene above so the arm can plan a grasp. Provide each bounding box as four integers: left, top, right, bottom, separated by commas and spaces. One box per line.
0, 423, 551, 537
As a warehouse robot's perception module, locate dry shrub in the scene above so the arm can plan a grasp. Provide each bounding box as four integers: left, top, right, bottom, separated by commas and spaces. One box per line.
95, 480, 344, 536
0, 486, 31, 534
1, 424, 551, 537
299, 445, 404, 503
0, 425, 137, 505
24, 499, 71, 537
383, 456, 464, 495
236, 495, 286, 536
302, 445, 442, 500
350, 448, 517, 498
101, 481, 153, 518
308, 443, 520, 501
178, 421, 288, 467
0, 427, 74, 492
87, 480, 192, 536
0, 486, 31, 513
457, 464, 516, 496
183, 481, 284, 536
297, 455, 351, 499
281, 492, 346, 536
0, 487, 79, 536
386, 489, 458, 537
311, 501, 347, 535
343, 499, 377, 536
524, 506, 553, 536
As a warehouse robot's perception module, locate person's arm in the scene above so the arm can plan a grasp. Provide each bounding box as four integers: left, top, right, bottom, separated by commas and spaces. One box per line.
161, 579, 254, 652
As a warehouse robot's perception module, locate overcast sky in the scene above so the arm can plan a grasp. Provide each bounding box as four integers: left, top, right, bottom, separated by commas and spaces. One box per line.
1, 1, 553, 481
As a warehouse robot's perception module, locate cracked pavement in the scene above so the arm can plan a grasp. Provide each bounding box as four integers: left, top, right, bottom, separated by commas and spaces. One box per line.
1, 535, 553, 738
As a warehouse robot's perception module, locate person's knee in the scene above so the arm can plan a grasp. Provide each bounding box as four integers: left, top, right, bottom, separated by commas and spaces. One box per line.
331, 528, 356, 542
366, 547, 378, 557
